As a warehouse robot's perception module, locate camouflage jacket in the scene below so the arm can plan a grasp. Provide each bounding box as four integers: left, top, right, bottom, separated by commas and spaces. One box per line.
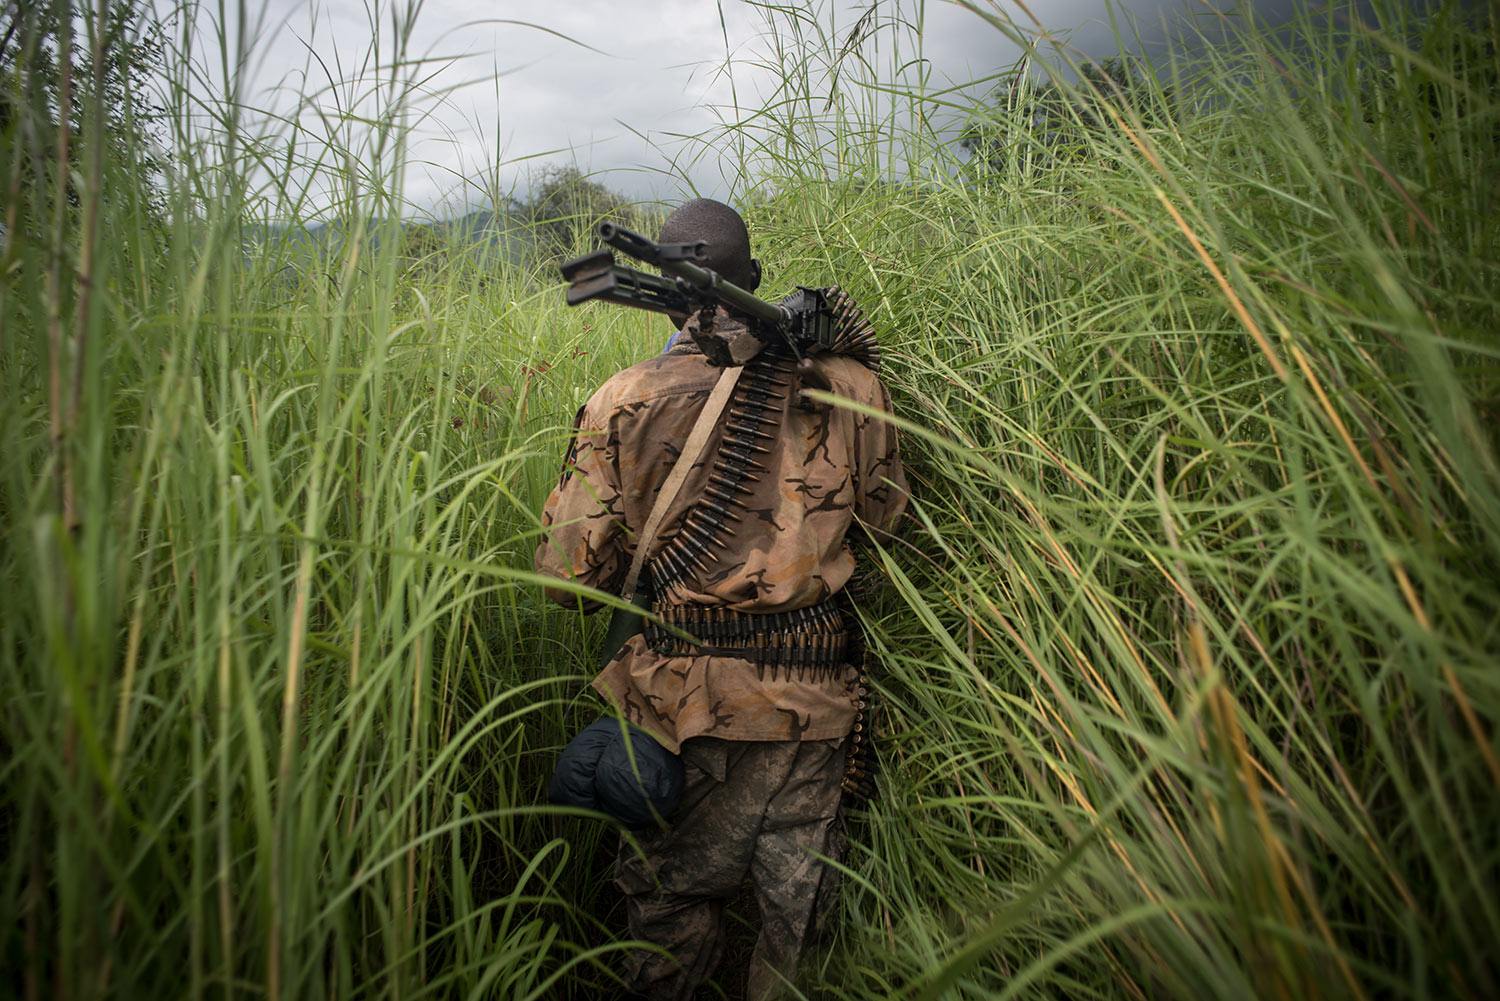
535, 318, 908, 750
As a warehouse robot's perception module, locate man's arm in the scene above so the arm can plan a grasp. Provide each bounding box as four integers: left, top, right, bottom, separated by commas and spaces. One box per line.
534, 405, 629, 611
852, 377, 909, 545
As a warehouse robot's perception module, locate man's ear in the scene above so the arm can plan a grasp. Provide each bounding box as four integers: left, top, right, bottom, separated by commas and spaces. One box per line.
746, 258, 762, 292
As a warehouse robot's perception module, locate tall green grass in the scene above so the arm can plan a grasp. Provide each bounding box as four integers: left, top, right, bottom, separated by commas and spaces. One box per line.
2, 3, 642, 997
3, 0, 1497, 998
722, 1, 1500, 997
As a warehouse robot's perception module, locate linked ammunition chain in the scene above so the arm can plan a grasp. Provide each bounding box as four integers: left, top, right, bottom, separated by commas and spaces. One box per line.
819, 285, 881, 372
647, 349, 793, 594
839, 597, 876, 804
841, 669, 875, 803
647, 288, 879, 598
643, 601, 849, 682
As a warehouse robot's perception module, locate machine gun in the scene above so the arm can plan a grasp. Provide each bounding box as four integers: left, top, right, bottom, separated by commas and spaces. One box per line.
560, 223, 878, 371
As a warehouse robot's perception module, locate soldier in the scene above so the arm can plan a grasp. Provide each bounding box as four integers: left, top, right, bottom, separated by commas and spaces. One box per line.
535, 198, 907, 1000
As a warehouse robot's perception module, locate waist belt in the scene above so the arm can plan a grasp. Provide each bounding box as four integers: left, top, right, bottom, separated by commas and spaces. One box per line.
644, 600, 850, 682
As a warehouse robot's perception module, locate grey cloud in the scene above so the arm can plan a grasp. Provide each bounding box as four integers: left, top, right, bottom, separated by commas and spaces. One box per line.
226, 0, 1339, 214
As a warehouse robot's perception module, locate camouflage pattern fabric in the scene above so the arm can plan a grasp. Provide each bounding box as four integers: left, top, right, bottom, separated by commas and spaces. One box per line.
534, 317, 908, 751
615, 737, 848, 1001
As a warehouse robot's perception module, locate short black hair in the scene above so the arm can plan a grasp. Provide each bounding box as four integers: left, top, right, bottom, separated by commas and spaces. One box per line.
658, 198, 759, 291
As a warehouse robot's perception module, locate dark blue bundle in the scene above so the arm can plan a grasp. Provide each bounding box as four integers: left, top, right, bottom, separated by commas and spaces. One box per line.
548, 719, 684, 829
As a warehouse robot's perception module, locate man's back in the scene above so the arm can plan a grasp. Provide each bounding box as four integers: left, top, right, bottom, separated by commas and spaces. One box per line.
538, 323, 904, 611
536, 317, 906, 752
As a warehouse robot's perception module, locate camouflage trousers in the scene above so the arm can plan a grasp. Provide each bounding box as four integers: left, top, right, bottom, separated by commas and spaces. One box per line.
615, 736, 848, 1001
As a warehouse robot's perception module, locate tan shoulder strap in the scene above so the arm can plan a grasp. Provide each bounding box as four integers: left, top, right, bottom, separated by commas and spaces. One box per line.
621, 364, 744, 602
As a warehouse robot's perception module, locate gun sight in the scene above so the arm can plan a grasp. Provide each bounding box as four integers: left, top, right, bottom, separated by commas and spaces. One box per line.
598, 223, 706, 267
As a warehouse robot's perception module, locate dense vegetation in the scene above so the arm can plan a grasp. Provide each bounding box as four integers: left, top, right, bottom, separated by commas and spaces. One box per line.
3, 0, 1496, 998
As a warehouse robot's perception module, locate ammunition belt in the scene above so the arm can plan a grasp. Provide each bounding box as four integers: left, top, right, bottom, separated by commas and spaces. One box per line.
643, 600, 850, 682
841, 665, 875, 803
648, 350, 791, 594
648, 291, 880, 598
822, 285, 882, 371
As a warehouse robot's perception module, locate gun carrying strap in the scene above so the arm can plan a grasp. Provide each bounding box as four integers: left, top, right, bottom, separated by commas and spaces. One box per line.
620, 363, 744, 603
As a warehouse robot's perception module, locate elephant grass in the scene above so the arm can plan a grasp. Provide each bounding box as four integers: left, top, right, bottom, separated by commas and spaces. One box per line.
3, 0, 1497, 998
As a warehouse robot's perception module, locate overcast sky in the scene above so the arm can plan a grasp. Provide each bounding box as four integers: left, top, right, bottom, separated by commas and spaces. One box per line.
214, 0, 1312, 217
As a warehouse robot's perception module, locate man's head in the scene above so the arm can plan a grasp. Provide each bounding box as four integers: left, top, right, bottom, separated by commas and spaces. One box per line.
658, 198, 761, 293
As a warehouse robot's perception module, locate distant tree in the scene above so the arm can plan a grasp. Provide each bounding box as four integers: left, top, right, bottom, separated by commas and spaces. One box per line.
399, 220, 450, 279
518, 165, 629, 262
0, 0, 170, 230
960, 57, 1173, 176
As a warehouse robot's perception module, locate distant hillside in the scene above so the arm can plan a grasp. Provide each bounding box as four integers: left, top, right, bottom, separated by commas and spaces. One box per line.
256, 207, 533, 271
